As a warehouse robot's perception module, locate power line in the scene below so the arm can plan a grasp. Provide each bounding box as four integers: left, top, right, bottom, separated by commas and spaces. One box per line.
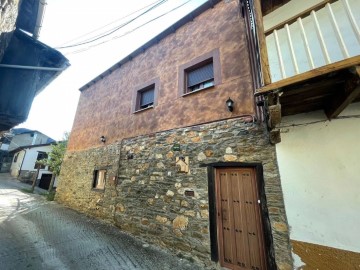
64, 0, 193, 55
56, 0, 169, 49
58, 0, 164, 47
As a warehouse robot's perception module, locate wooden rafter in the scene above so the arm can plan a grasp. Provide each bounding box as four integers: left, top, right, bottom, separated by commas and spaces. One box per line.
325, 66, 360, 119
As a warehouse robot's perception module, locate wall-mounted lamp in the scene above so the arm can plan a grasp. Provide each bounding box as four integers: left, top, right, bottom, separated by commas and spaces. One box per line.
100, 136, 106, 143
226, 97, 234, 112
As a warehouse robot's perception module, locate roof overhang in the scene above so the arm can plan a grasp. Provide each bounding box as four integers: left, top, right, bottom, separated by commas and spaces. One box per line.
0, 29, 70, 131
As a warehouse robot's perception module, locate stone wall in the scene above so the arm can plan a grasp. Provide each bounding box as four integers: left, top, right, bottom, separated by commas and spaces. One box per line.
57, 117, 293, 269
0, 0, 19, 61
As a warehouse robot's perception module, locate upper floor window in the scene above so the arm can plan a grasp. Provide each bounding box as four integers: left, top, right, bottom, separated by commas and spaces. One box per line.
132, 78, 160, 113
186, 61, 214, 93
34, 151, 48, 169
178, 48, 221, 96
139, 86, 155, 109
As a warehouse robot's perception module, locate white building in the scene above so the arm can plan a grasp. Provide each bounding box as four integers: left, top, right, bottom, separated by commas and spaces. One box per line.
10, 143, 57, 189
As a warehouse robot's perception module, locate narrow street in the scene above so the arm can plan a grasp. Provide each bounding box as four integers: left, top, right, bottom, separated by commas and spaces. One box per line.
0, 173, 202, 270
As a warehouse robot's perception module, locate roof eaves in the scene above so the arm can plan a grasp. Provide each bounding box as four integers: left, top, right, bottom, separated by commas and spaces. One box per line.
9, 142, 55, 153
79, 0, 221, 92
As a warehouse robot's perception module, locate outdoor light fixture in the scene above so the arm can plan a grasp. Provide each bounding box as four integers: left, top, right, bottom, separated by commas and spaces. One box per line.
226, 97, 234, 112
100, 136, 106, 143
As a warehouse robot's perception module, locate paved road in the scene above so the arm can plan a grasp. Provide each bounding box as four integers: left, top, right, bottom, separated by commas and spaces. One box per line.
0, 173, 202, 270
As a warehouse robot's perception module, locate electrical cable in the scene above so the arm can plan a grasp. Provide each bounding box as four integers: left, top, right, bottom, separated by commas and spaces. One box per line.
58, 0, 164, 46
64, 0, 193, 55
56, 0, 169, 49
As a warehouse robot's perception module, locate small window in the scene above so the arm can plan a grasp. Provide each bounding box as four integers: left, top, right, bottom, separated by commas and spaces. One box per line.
132, 78, 159, 113
93, 169, 106, 190
186, 61, 214, 93
34, 152, 48, 169
178, 49, 221, 96
139, 86, 154, 109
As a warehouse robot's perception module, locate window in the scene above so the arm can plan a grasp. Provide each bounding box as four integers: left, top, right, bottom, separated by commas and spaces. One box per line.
186, 61, 214, 93
13, 153, 19, 163
34, 152, 48, 169
178, 49, 221, 96
132, 78, 160, 113
139, 86, 155, 109
93, 169, 106, 190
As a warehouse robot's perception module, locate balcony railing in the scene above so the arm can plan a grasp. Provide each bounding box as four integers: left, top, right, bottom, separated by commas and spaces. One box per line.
264, 0, 360, 83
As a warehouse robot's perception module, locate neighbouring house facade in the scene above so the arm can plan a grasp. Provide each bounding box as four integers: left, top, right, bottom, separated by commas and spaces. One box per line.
57, 1, 293, 269
253, 0, 360, 269
0, 128, 54, 172
7, 129, 54, 151
10, 143, 57, 189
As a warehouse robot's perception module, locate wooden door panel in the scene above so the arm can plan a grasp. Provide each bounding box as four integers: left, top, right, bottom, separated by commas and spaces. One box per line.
219, 172, 235, 265
216, 168, 267, 270
231, 171, 251, 268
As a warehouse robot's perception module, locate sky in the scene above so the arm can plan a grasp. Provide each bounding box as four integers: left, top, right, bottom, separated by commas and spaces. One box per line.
17, 0, 207, 140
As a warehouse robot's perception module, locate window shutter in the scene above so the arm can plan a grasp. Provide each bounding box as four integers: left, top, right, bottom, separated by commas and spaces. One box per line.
187, 62, 214, 87
140, 88, 154, 107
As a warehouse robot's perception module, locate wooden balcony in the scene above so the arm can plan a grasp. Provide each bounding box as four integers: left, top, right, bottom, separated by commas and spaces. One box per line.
254, 0, 360, 118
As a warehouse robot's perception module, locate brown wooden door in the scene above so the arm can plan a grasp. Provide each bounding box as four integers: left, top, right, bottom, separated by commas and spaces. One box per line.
216, 168, 267, 270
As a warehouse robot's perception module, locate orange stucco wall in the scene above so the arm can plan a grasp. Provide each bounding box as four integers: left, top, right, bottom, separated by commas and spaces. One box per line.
68, 0, 255, 151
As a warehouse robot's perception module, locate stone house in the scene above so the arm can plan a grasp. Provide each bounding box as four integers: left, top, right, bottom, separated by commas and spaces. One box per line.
56, 1, 293, 269
252, 0, 360, 269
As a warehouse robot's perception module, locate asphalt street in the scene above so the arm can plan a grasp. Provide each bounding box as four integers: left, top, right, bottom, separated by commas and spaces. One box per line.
0, 173, 202, 270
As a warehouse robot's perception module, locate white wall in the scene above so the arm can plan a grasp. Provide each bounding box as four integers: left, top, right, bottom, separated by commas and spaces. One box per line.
276, 103, 360, 253
10, 150, 26, 177
21, 145, 53, 179
21, 145, 52, 171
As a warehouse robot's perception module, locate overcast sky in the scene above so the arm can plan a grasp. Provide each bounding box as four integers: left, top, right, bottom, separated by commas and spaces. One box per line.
17, 0, 207, 140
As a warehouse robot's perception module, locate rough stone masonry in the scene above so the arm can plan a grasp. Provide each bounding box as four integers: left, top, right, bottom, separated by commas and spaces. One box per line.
57, 117, 293, 269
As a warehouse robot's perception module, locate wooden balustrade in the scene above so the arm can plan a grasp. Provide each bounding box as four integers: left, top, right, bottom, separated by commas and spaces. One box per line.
265, 0, 360, 83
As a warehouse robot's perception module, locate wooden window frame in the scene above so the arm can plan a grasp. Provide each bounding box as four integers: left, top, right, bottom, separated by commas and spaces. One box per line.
132, 78, 160, 113
178, 48, 221, 97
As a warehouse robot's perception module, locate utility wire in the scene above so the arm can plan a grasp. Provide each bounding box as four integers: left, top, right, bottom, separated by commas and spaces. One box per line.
58, 0, 164, 46
64, 0, 193, 55
56, 0, 169, 49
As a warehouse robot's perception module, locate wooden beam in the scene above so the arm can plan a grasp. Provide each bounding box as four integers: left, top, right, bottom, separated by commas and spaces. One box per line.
253, 0, 271, 85
255, 55, 360, 95
325, 66, 360, 119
